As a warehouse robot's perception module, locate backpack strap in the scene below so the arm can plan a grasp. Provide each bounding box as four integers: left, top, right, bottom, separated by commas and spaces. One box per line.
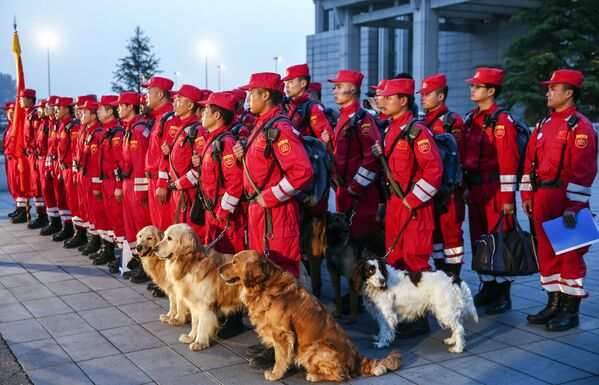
293, 99, 319, 137
157, 111, 175, 139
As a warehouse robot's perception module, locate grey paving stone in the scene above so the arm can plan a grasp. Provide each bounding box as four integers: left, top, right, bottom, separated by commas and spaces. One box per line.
158, 372, 219, 385
141, 320, 190, 345
397, 363, 483, 385
10, 338, 73, 370
101, 324, 165, 353
78, 354, 152, 385
0, 301, 33, 322
485, 308, 581, 337
117, 300, 165, 324
0, 242, 34, 254
8, 283, 55, 301
561, 377, 599, 385
460, 333, 511, 354
56, 330, 120, 362
397, 334, 473, 362
33, 268, 73, 284
0, 318, 51, 344
9, 250, 44, 262
441, 355, 548, 385
126, 346, 201, 383
60, 291, 111, 311
18, 256, 57, 272
469, 321, 546, 346
0, 272, 40, 288
214, 328, 262, 357
0, 260, 27, 276
79, 274, 126, 290
207, 363, 279, 385
37, 312, 94, 338
351, 373, 415, 385
556, 331, 599, 354
79, 306, 136, 330
22, 296, 72, 317
28, 362, 94, 385
45, 279, 91, 296
481, 346, 589, 384
0, 288, 18, 305
171, 341, 247, 370
97, 286, 147, 306
522, 339, 599, 375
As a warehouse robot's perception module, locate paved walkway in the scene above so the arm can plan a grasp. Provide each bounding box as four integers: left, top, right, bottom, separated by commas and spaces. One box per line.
0, 190, 598, 385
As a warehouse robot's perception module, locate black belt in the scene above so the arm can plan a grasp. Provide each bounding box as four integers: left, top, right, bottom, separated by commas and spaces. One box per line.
464, 172, 499, 186
145, 171, 153, 179
537, 178, 564, 189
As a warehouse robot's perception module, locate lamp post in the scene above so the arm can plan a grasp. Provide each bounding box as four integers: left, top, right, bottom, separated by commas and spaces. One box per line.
174, 70, 180, 90
38, 30, 57, 97
199, 42, 214, 89
273, 56, 281, 73
216, 64, 224, 91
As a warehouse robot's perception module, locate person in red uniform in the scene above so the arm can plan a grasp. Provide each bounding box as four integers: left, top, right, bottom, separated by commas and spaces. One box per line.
29, 100, 53, 229
142, 76, 176, 231
52, 97, 80, 242
463, 68, 520, 314
40, 97, 63, 235
521, 70, 597, 331
79, 101, 107, 257
372, 78, 443, 336
161, 84, 205, 236
116, 92, 153, 281
328, 70, 381, 248
418, 74, 467, 278
228, 88, 253, 141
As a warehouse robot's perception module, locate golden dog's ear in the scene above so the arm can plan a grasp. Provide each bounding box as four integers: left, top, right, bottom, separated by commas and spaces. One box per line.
178, 228, 201, 257
243, 259, 267, 288
155, 228, 164, 240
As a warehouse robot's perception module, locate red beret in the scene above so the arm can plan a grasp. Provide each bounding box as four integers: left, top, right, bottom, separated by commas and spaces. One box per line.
117, 92, 141, 106
417, 74, 447, 94
18, 89, 36, 98
75, 95, 97, 107
99, 95, 118, 107
540, 69, 584, 88
307, 82, 322, 93
199, 91, 236, 112
239, 72, 282, 91
370, 79, 388, 91
55, 97, 74, 107
328, 70, 364, 88
175, 84, 203, 103
379, 78, 415, 97
141, 76, 174, 91
81, 101, 99, 111
281, 64, 310, 81
465, 68, 504, 86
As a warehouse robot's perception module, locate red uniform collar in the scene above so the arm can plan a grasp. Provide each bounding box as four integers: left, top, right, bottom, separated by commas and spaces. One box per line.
473, 102, 499, 120
60, 116, 72, 125
256, 105, 283, 126
551, 105, 577, 120
87, 121, 101, 132
123, 115, 141, 130
102, 118, 118, 129
291, 93, 310, 106
423, 105, 448, 126
390, 111, 416, 131
206, 124, 230, 139
339, 101, 360, 117
151, 102, 173, 119
178, 114, 197, 127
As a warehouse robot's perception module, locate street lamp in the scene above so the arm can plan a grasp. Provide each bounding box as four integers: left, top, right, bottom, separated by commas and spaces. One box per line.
174, 70, 181, 90
273, 56, 282, 73
38, 29, 57, 97
199, 42, 215, 89
216, 64, 224, 91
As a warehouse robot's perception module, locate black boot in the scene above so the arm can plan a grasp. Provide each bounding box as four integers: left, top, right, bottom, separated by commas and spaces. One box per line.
108, 257, 121, 274
27, 211, 48, 229
8, 207, 18, 218
52, 221, 74, 242
40, 216, 62, 236
396, 314, 430, 338
546, 294, 580, 332
92, 241, 115, 265
152, 287, 166, 297
81, 234, 101, 256
527, 291, 561, 324
444, 263, 462, 280
433, 258, 446, 272
249, 347, 275, 370
474, 280, 498, 307
64, 227, 88, 248
245, 343, 266, 358
147, 281, 159, 291
123, 257, 141, 280
486, 281, 512, 315
130, 268, 150, 284
217, 312, 245, 339
10, 208, 28, 224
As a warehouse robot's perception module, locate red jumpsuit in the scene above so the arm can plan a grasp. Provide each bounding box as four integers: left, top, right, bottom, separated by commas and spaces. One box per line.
83, 122, 109, 236
37, 118, 58, 219
383, 112, 443, 272
99, 119, 125, 248
520, 106, 597, 297
178, 124, 245, 253
25, 109, 44, 211
73, 123, 89, 232
56, 116, 80, 225
120, 116, 152, 254
145, 102, 175, 230
423, 106, 466, 265
3, 120, 27, 209
243, 106, 313, 278
166, 114, 205, 237
463, 103, 520, 281
235, 109, 255, 140
333, 102, 381, 238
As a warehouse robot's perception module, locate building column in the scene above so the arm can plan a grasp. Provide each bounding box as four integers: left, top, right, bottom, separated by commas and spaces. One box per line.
412, 0, 438, 86
339, 7, 360, 70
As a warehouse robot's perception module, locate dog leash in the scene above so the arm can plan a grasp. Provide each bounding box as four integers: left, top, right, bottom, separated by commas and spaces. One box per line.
383, 211, 414, 259
205, 219, 230, 250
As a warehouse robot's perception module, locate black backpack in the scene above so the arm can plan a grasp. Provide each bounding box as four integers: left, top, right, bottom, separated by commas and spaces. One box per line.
294, 99, 338, 133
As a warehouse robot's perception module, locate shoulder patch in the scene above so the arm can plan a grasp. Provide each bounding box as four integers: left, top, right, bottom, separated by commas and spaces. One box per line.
494, 125, 505, 138
417, 139, 431, 154
277, 139, 291, 155
360, 123, 370, 135
575, 134, 588, 149
451, 128, 462, 141
223, 154, 235, 168
310, 115, 318, 126
112, 137, 121, 146
90, 144, 97, 153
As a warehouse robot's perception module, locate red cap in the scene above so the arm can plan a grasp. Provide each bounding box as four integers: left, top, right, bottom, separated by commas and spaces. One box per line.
99, 95, 118, 107
140, 76, 174, 91
379, 78, 415, 97
200, 89, 213, 102
117, 92, 141, 106
239, 72, 282, 91
18, 89, 36, 98
417, 74, 447, 94
370, 79, 388, 91
465, 68, 504, 86
199, 91, 236, 112
281, 63, 310, 81
175, 84, 203, 103
55, 97, 74, 107
140, 94, 148, 105
81, 100, 99, 111
75, 95, 97, 107
47, 96, 58, 106
228, 89, 246, 102
1, 102, 15, 110
38, 100, 47, 108
327, 70, 364, 88
307, 82, 322, 93
540, 69, 584, 88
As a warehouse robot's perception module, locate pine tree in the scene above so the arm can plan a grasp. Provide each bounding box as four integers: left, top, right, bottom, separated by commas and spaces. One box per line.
0, 72, 16, 106
502, 0, 599, 124
111, 26, 161, 93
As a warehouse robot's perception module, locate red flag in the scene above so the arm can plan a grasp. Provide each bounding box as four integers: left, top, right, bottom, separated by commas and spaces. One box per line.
11, 23, 32, 196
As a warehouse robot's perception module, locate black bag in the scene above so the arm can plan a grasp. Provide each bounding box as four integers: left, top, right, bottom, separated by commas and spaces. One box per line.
472, 214, 539, 276
189, 194, 205, 226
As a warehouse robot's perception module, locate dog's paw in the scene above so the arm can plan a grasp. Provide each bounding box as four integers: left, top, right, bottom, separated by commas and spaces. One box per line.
443, 337, 455, 346
168, 317, 187, 326
179, 334, 193, 344
449, 345, 464, 353
159, 314, 171, 323
189, 341, 209, 351
305, 373, 319, 383
372, 364, 387, 376
264, 370, 283, 381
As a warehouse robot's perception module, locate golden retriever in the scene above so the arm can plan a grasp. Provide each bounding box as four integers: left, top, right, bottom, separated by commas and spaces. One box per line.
218, 250, 402, 382
153, 223, 243, 351
136, 225, 188, 325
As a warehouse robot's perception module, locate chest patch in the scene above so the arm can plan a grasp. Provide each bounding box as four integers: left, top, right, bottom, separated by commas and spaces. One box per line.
396, 139, 408, 151
557, 130, 568, 140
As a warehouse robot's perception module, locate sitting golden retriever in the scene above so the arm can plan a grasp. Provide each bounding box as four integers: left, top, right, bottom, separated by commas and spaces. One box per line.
218, 250, 401, 382
136, 225, 187, 325
153, 223, 243, 351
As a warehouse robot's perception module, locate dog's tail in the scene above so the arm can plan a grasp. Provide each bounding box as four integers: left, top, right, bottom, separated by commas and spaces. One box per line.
360, 350, 402, 377
459, 281, 479, 323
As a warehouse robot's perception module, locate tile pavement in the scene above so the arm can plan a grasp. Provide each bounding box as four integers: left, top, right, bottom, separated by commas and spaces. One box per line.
0, 190, 598, 385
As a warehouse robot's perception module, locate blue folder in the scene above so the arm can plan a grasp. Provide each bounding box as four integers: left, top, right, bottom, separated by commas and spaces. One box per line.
542, 208, 599, 255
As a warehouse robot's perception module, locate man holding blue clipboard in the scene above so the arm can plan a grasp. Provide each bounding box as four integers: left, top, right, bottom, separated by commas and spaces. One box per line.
520, 69, 597, 332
